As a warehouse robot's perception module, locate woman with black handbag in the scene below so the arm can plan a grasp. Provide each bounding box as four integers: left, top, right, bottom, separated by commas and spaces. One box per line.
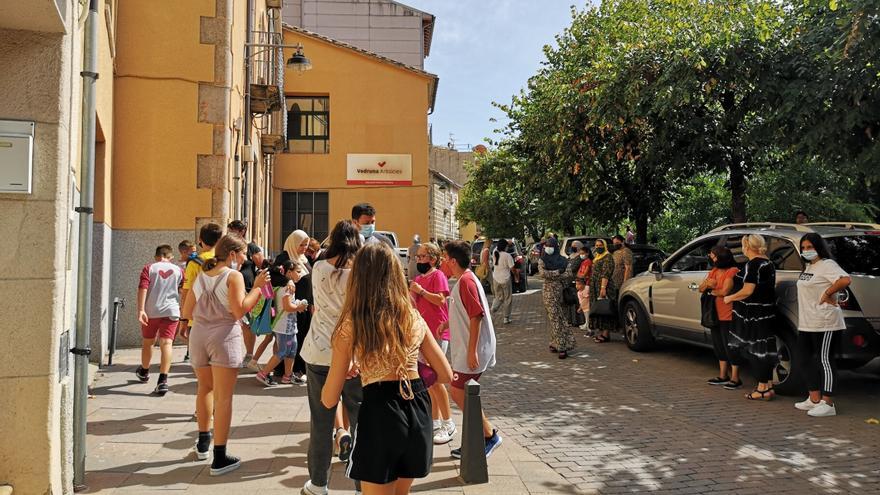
589, 239, 617, 343
698, 246, 742, 389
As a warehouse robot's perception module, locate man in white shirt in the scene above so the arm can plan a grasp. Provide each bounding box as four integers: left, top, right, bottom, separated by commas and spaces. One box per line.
490, 239, 515, 324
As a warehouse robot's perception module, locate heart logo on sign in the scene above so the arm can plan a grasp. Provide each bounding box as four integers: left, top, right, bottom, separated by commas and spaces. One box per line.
159, 269, 174, 279
378, 161, 386, 168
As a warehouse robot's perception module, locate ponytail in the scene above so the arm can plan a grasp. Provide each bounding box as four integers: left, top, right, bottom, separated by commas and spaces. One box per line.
202, 256, 220, 272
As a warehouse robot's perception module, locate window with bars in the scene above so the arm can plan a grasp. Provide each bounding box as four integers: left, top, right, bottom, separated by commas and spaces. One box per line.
281, 191, 329, 247
286, 96, 329, 154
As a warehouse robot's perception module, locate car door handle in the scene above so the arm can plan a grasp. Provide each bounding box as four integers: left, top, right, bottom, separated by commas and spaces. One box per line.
688, 283, 700, 291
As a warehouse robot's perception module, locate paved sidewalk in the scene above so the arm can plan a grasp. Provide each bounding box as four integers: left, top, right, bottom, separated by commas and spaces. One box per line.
83, 347, 566, 494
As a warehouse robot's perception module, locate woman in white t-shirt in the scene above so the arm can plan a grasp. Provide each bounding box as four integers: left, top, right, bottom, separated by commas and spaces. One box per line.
299, 220, 363, 495
490, 239, 515, 324
793, 233, 852, 418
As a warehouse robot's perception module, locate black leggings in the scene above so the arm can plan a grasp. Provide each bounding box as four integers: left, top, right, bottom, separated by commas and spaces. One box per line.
710, 321, 742, 366
795, 330, 841, 396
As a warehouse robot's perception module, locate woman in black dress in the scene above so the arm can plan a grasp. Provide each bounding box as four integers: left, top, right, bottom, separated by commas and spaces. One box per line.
724, 234, 778, 400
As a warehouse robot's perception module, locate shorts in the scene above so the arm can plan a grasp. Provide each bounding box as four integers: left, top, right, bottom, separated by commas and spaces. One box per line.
141, 318, 179, 340
274, 332, 298, 359
450, 371, 482, 389
347, 379, 432, 484
189, 322, 244, 369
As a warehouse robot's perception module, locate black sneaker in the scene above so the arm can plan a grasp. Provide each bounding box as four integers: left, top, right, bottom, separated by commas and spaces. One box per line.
707, 376, 729, 386
135, 366, 150, 383
723, 379, 743, 390
153, 381, 169, 396
450, 447, 461, 459
210, 454, 241, 476
196, 432, 212, 460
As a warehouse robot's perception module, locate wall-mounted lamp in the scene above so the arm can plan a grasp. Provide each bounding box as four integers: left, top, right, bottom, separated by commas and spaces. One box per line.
286, 43, 312, 72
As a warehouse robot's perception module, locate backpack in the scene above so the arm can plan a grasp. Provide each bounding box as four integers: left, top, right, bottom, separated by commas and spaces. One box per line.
249, 285, 277, 336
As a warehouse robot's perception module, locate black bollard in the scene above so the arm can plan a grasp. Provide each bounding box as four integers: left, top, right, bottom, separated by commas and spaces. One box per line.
460, 379, 489, 484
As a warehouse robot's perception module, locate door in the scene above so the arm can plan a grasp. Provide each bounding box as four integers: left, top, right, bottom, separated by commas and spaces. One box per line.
652, 237, 721, 336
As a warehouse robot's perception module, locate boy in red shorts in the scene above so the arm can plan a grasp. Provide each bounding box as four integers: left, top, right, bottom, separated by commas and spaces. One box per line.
136, 245, 184, 395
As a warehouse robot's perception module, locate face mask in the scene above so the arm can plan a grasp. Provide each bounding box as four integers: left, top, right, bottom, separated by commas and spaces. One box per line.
579, 254, 587, 260
802, 250, 819, 261
595, 247, 606, 255
708, 257, 715, 266
229, 260, 239, 270
416, 262, 431, 274
611, 244, 622, 252
360, 224, 375, 238
544, 247, 555, 255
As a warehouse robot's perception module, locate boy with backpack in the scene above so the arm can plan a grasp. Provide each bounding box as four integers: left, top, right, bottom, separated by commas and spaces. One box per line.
135, 245, 184, 395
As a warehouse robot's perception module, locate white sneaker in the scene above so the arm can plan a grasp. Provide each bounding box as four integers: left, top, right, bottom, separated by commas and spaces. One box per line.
443, 420, 456, 437
579, 322, 589, 330
794, 397, 820, 410
247, 359, 262, 373
293, 372, 307, 384
433, 423, 454, 445
432, 419, 442, 432
301, 480, 328, 495
807, 400, 837, 417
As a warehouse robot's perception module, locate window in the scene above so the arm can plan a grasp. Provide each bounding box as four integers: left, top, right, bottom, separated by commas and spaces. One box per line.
287, 96, 329, 154
669, 238, 720, 272
725, 234, 801, 271
281, 192, 329, 247
827, 235, 880, 276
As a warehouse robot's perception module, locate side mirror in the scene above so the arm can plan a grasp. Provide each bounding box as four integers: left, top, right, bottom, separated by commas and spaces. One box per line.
649, 261, 662, 275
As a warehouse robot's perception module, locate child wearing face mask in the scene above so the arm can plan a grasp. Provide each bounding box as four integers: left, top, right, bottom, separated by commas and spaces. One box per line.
256, 259, 309, 386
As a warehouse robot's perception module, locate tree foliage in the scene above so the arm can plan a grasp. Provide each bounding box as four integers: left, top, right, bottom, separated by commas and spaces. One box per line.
458, 0, 880, 250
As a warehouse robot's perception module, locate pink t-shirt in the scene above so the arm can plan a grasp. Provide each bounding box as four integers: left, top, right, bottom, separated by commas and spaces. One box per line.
414, 269, 451, 341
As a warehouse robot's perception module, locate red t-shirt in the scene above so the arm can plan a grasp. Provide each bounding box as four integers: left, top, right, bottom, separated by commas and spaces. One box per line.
709, 267, 739, 321
413, 269, 451, 340
459, 271, 485, 319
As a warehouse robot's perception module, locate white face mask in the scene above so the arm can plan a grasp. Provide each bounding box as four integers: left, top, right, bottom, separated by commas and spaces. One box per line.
229, 260, 239, 270
544, 247, 555, 255
579, 254, 587, 260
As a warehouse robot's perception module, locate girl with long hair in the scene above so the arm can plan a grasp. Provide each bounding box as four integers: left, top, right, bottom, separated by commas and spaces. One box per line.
322, 243, 452, 495
699, 246, 742, 389
299, 220, 363, 495
181, 234, 268, 475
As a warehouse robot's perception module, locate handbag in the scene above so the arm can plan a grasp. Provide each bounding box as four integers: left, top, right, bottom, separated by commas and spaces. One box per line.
417, 361, 437, 387
562, 285, 579, 305
589, 297, 616, 317
700, 291, 719, 328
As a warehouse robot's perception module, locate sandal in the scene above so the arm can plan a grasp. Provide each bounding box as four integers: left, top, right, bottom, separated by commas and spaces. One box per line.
593, 335, 609, 343
745, 387, 775, 401
549, 345, 558, 353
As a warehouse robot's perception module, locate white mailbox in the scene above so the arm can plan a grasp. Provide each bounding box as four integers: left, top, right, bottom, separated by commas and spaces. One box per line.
0, 120, 35, 194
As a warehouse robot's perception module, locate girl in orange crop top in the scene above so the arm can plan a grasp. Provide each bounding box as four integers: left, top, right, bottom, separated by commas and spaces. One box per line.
321, 243, 451, 494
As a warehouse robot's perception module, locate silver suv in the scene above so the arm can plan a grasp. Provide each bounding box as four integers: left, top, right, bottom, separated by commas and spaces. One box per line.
618, 222, 880, 394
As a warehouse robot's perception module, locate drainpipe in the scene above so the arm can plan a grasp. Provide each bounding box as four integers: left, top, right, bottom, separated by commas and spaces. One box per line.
72, 0, 100, 490
243, 0, 254, 221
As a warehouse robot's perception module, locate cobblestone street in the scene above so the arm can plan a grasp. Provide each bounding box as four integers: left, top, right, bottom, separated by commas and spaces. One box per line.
84, 281, 880, 494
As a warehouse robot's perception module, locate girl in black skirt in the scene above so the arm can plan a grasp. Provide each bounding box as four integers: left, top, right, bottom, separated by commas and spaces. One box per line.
321, 243, 452, 495
724, 234, 778, 401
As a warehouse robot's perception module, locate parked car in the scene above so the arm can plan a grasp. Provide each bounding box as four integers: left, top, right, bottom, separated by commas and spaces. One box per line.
560, 235, 606, 257
374, 230, 409, 271
470, 239, 529, 293
617, 222, 880, 394
628, 244, 667, 276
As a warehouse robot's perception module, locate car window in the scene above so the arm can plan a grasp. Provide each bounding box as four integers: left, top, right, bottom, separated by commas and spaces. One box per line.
668, 238, 719, 272
767, 236, 801, 271
826, 234, 880, 276
724, 234, 801, 271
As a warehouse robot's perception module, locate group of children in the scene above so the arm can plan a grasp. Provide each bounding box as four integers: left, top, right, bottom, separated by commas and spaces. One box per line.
133, 213, 503, 493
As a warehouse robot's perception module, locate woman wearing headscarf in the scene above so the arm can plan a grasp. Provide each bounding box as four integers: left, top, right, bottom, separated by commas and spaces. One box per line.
539, 237, 575, 359
589, 239, 618, 343
272, 230, 313, 383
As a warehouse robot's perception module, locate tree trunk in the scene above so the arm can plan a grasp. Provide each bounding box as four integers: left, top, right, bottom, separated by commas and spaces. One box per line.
635, 208, 649, 245
729, 159, 747, 223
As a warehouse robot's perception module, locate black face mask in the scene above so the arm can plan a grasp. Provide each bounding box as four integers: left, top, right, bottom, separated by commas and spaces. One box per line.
416, 262, 432, 274
611, 244, 622, 252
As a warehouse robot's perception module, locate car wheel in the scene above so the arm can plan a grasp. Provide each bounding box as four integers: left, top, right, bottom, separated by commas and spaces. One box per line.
623, 300, 655, 352
772, 330, 804, 396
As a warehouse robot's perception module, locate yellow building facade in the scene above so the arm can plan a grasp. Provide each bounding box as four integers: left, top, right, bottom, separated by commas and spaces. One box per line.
272, 26, 437, 250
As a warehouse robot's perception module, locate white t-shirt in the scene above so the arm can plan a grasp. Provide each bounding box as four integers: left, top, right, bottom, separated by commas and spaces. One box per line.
300, 260, 351, 366
797, 259, 849, 332
192, 268, 232, 311
492, 250, 515, 284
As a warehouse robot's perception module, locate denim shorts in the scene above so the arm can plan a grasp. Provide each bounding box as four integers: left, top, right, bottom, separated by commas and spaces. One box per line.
274, 332, 298, 359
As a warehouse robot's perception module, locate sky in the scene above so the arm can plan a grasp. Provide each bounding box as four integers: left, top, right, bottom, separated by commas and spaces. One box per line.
402, 0, 580, 149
